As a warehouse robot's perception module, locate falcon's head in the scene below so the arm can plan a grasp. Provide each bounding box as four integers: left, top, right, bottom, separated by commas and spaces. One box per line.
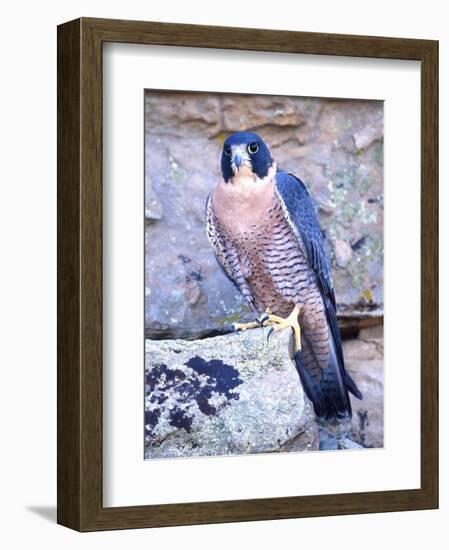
221, 132, 273, 183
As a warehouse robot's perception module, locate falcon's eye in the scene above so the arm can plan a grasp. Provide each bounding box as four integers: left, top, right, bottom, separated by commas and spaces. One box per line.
248, 142, 259, 154
224, 146, 232, 157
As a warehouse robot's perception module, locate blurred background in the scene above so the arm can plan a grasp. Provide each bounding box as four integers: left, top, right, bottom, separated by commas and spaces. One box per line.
145, 91, 383, 451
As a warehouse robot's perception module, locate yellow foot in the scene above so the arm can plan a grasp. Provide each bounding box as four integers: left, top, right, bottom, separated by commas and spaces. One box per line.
232, 308, 273, 332
232, 320, 262, 332
263, 305, 302, 352
233, 305, 302, 352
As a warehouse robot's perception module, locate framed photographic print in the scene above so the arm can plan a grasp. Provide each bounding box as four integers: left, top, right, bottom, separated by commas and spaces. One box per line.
57, 17, 438, 531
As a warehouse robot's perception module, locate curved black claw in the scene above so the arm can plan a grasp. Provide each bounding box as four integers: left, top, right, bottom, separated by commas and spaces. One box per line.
266, 326, 275, 342
256, 313, 270, 326
231, 323, 240, 333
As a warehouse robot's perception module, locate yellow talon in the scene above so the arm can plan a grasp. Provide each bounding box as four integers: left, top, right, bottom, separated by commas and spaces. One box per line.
232, 320, 261, 332
233, 305, 302, 352
232, 307, 274, 331
264, 305, 302, 352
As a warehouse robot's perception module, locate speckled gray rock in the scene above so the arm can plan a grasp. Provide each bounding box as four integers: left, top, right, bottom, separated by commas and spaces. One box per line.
145, 92, 383, 339
145, 328, 318, 459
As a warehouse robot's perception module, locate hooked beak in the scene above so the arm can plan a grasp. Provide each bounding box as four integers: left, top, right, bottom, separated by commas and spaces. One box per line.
232, 152, 243, 169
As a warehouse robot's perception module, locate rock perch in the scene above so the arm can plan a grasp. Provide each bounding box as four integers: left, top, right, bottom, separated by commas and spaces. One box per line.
145, 328, 318, 459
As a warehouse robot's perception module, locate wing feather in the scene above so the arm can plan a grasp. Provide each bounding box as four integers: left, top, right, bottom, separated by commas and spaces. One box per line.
275, 170, 362, 408
274, 170, 335, 304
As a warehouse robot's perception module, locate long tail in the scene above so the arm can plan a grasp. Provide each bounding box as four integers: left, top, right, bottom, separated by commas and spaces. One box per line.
294, 299, 362, 423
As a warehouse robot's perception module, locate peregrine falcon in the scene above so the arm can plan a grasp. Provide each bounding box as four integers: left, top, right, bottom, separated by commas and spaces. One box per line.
206, 131, 362, 422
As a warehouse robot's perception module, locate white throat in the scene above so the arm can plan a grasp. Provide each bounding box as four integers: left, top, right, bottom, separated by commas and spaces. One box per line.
228, 163, 277, 200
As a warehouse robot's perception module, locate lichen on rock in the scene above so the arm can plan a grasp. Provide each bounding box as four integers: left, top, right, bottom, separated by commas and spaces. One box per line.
143, 92, 384, 454
145, 328, 318, 459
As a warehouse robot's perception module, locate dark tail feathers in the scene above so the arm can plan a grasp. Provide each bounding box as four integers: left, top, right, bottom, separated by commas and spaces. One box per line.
294, 348, 362, 423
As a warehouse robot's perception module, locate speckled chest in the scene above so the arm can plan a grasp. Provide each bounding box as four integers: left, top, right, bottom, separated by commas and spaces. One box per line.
212, 178, 311, 311
232, 196, 294, 269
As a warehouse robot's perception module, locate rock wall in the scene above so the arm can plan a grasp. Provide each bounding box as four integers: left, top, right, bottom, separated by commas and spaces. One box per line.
145, 91, 383, 340
144, 91, 384, 453
344, 324, 384, 448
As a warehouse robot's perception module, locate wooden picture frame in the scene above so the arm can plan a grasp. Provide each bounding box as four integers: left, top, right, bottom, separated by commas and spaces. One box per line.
57, 17, 438, 531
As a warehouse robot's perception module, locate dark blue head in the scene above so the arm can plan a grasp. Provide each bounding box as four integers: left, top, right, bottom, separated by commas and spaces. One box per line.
221, 132, 273, 182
